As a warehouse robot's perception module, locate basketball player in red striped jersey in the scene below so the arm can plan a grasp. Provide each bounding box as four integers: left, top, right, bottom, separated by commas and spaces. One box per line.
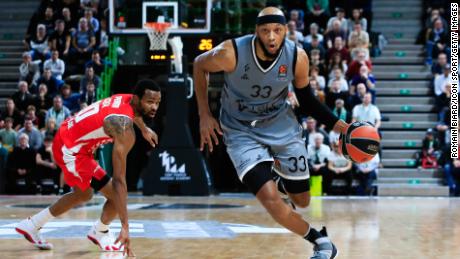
15, 79, 161, 257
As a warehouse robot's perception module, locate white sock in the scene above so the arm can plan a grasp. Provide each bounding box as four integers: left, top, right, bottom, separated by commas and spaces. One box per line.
30, 208, 54, 229
95, 219, 110, 232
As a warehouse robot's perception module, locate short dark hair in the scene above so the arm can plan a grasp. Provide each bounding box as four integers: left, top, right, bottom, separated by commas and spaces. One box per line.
134, 79, 160, 98
5, 117, 13, 123
24, 115, 33, 122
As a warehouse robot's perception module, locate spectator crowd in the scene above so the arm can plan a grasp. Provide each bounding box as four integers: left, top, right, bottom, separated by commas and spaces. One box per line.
284, 0, 380, 195
414, 1, 456, 196
0, 0, 109, 194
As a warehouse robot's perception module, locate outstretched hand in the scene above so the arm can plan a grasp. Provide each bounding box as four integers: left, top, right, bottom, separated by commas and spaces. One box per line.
115, 226, 135, 257
199, 114, 223, 152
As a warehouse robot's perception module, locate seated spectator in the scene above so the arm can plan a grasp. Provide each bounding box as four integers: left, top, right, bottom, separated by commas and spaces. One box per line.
11, 81, 34, 114
304, 23, 324, 46
44, 50, 65, 80
346, 49, 373, 80
287, 21, 304, 47
347, 8, 367, 32
327, 68, 348, 92
327, 53, 348, 78
6, 133, 37, 194
437, 83, 450, 121
307, 133, 331, 183
24, 24, 51, 62
60, 84, 81, 113
35, 135, 60, 193
348, 22, 370, 58
310, 49, 327, 76
19, 52, 40, 87
61, 7, 77, 34
34, 84, 53, 128
71, 17, 96, 64
324, 141, 353, 195
80, 82, 97, 105
51, 19, 71, 59
84, 8, 99, 33
0, 118, 17, 152
306, 0, 329, 29
332, 98, 350, 123
85, 50, 109, 75
17, 117, 43, 151
302, 117, 330, 146
431, 53, 448, 75
426, 18, 450, 65
349, 83, 367, 108
350, 65, 376, 101
421, 9, 448, 45
326, 37, 351, 65
420, 128, 441, 169
434, 64, 452, 109
26, 105, 40, 128
36, 68, 64, 96
355, 154, 380, 195
304, 35, 326, 60
310, 66, 326, 90
45, 96, 71, 128
326, 80, 349, 109
80, 66, 100, 93
326, 7, 348, 34
98, 18, 109, 56
41, 117, 57, 139
43, 6, 56, 33
309, 79, 326, 104
325, 21, 347, 49
1, 99, 23, 131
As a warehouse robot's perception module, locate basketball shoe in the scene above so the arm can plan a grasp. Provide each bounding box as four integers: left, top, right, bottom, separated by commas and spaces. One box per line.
15, 217, 53, 250
87, 224, 122, 252
310, 227, 338, 259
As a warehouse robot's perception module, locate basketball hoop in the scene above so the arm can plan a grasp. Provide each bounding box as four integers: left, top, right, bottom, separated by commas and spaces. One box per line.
144, 22, 172, 50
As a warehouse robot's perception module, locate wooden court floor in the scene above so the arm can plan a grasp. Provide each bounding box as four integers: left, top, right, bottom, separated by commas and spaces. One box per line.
0, 194, 459, 259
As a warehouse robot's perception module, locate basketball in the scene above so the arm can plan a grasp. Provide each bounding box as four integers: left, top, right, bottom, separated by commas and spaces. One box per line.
339, 121, 380, 163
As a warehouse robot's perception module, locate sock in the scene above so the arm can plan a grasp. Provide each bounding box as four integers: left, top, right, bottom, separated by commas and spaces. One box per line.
95, 219, 110, 233
304, 226, 325, 245
30, 208, 54, 229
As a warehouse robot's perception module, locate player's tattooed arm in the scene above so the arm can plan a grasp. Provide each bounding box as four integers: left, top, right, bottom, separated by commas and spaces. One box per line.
103, 115, 135, 138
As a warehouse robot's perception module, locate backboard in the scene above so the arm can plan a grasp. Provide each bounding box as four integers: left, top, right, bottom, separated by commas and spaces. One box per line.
109, 0, 212, 34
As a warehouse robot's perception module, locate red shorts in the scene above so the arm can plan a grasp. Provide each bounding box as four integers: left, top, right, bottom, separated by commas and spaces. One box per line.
53, 133, 110, 191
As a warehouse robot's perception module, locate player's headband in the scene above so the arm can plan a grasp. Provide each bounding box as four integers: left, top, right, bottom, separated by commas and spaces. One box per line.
256, 15, 286, 25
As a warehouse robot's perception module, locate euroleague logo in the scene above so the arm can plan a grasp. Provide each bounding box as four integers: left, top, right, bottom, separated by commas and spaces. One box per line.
277, 65, 288, 81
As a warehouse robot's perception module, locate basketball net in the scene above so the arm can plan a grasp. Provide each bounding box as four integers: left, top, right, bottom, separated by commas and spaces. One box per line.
144, 16, 183, 74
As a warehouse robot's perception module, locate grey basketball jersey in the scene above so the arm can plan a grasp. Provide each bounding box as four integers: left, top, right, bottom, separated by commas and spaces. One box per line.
221, 35, 296, 121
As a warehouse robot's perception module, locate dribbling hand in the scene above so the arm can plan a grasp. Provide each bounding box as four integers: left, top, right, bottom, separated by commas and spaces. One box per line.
199, 114, 223, 152
115, 226, 135, 257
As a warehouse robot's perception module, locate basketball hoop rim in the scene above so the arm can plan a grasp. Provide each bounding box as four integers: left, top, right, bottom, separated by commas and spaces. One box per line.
144, 22, 172, 33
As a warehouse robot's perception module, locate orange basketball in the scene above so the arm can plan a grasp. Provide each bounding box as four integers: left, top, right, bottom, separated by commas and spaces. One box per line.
339, 121, 380, 163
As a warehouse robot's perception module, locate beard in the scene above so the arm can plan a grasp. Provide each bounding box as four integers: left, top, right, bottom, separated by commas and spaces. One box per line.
256, 36, 285, 59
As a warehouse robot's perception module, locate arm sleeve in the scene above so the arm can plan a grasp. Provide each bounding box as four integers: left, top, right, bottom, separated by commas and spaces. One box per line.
294, 86, 339, 129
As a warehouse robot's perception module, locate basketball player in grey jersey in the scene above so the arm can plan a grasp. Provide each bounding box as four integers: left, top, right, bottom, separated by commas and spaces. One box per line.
194, 7, 347, 259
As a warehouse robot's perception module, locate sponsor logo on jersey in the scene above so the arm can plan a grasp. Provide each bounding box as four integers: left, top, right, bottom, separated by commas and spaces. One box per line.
277, 65, 288, 81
